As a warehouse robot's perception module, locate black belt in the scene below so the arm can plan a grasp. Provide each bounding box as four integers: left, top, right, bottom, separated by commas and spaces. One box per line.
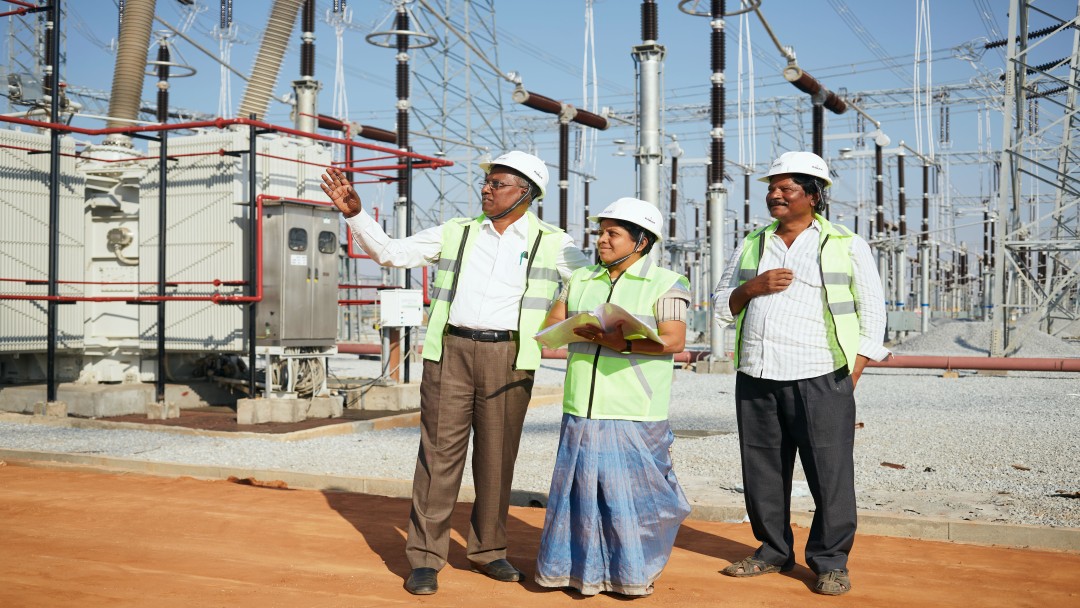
446, 325, 517, 342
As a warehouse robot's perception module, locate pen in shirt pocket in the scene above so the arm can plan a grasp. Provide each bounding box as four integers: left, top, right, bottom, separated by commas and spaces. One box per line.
519, 251, 528, 265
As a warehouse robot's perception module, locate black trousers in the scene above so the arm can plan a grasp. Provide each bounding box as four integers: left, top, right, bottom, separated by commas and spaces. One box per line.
734, 369, 857, 574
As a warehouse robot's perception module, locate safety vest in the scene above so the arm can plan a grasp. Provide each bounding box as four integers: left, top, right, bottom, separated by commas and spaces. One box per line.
563, 256, 690, 421
733, 214, 860, 371
423, 211, 565, 370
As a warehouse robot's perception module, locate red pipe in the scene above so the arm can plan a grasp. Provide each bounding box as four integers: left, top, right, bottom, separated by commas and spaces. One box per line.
1, 278, 242, 286
0, 115, 453, 172
335, 343, 1078, 372
2, 143, 404, 183
868, 355, 1080, 372
0, 7, 34, 17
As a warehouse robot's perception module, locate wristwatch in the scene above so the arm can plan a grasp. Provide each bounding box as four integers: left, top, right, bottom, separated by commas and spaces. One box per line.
622, 339, 633, 353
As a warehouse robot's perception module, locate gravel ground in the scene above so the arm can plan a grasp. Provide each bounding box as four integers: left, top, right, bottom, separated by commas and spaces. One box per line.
1, 319, 1077, 529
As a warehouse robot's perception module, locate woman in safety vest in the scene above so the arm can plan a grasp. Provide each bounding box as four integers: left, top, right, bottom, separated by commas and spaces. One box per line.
534, 197, 691, 596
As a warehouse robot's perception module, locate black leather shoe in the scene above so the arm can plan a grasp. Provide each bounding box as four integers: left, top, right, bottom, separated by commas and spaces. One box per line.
405, 567, 438, 595
470, 558, 522, 582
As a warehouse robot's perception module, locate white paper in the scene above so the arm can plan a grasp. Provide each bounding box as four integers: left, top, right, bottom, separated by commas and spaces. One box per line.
534, 302, 663, 349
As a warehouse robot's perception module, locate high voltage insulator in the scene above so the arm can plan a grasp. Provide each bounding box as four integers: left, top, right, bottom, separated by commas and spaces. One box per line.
220, 0, 233, 30
300, 0, 315, 78
118, 0, 124, 29
641, 0, 658, 42
998, 57, 1070, 80
156, 43, 170, 123
333, 0, 347, 12
984, 23, 1063, 49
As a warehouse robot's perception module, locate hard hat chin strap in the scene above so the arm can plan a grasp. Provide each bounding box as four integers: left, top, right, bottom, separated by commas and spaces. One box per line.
486, 188, 532, 221
601, 233, 645, 268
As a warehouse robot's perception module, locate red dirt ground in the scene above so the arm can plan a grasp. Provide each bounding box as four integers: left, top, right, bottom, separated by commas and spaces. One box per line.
1, 460, 1077, 607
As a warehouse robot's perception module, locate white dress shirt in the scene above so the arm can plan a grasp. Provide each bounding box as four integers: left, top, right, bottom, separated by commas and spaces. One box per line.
713, 220, 891, 380
345, 209, 588, 331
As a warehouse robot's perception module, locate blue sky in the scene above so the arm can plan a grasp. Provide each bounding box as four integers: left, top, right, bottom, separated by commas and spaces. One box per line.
10, 0, 1076, 252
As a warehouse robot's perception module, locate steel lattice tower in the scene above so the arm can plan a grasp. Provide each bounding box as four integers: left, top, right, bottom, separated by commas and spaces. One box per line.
408, 0, 510, 225
991, 0, 1080, 354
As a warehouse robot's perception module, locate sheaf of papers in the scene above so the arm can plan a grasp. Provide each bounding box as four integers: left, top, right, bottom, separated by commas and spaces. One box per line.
533, 302, 664, 349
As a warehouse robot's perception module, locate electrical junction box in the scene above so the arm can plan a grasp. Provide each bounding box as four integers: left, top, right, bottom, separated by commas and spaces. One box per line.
380, 289, 424, 327
256, 199, 340, 347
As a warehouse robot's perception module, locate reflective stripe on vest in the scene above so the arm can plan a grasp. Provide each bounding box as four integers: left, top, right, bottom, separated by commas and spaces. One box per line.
563, 257, 690, 421
733, 214, 860, 370
423, 212, 566, 370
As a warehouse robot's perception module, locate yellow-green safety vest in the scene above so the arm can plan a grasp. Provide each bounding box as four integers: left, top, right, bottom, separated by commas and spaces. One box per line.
423, 211, 565, 370
563, 256, 690, 421
733, 213, 861, 371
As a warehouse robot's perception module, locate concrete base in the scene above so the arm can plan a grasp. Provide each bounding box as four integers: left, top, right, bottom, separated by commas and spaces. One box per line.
340, 383, 421, 411
236, 395, 345, 425
2, 384, 155, 418
695, 359, 735, 374
307, 396, 344, 419
145, 402, 180, 420
33, 401, 67, 417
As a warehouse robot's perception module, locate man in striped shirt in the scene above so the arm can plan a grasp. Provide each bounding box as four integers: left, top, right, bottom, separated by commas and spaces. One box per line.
713, 151, 890, 597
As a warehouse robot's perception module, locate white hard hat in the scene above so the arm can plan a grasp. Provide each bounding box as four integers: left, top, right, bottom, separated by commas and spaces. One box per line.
759, 151, 833, 187
589, 197, 664, 242
479, 151, 549, 201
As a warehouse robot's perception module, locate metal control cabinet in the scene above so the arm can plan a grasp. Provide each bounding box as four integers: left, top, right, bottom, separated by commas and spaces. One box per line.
256, 199, 340, 347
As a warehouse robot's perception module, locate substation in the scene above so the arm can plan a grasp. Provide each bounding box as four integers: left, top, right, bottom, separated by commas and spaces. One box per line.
0, 0, 1078, 425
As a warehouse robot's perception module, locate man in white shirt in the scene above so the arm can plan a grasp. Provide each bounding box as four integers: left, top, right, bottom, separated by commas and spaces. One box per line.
712, 151, 890, 597
322, 151, 588, 595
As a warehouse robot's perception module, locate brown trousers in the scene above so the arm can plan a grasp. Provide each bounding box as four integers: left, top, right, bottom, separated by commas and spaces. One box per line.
405, 333, 535, 570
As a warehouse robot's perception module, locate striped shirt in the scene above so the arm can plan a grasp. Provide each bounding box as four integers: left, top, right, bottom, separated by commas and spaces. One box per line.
713, 220, 890, 381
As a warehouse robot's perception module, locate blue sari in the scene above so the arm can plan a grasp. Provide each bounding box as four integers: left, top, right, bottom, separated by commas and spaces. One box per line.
535, 413, 690, 596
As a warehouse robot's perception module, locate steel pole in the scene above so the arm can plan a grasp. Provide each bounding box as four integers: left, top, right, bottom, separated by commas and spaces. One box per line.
46, 1, 61, 403
632, 0, 664, 207
707, 0, 727, 362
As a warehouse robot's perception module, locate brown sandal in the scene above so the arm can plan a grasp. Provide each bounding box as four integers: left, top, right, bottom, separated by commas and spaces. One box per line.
721, 556, 787, 577
814, 569, 852, 596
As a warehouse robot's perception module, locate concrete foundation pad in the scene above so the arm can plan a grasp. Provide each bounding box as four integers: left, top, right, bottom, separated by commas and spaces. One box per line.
236, 395, 345, 425
3, 384, 154, 418
145, 402, 180, 420
341, 383, 421, 411
237, 398, 299, 424
695, 359, 735, 374
307, 395, 344, 419
33, 401, 68, 417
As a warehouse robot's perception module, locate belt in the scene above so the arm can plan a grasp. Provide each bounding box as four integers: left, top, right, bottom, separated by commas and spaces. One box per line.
446, 325, 517, 343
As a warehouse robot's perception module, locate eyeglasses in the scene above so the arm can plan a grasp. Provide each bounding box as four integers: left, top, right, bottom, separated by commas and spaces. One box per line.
478, 179, 526, 192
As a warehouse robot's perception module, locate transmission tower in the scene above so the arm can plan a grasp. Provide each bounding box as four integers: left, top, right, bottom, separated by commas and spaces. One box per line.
990, 0, 1080, 353
3, 3, 67, 114
408, 0, 511, 226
